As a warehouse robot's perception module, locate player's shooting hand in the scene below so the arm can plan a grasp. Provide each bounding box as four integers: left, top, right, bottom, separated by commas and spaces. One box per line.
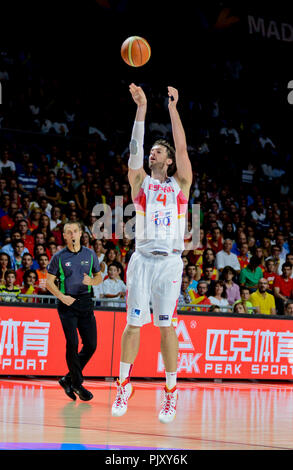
167, 86, 179, 107
129, 83, 147, 106
82, 273, 92, 286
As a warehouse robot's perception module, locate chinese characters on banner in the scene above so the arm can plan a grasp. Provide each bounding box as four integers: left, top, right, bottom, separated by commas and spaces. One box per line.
1, 306, 293, 379
0, 319, 50, 371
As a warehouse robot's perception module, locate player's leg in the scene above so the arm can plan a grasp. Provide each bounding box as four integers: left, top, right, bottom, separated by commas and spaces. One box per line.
111, 325, 139, 417
152, 255, 183, 423
158, 325, 179, 424
112, 252, 151, 417
160, 324, 178, 386
120, 324, 141, 380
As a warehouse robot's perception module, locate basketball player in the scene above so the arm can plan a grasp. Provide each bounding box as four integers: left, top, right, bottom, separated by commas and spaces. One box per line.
111, 83, 192, 423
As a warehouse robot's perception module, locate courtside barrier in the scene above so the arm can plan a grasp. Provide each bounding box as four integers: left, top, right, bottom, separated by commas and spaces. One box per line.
0, 303, 292, 380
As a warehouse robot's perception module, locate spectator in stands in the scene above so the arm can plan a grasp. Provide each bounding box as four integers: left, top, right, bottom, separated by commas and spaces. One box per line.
178, 275, 192, 309
188, 280, 212, 311
44, 171, 62, 205
263, 259, 278, 292
239, 255, 263, 291
0, 202, 19, 232
202, 248, 218, 279
18, 161, 38, 194
200, 265, 216, 296
36, 253, 49, 294
28, 207, 42, 232
0, 230, 26, 259
20, 269, 39, 302
237, 242, 250, 270
80, 231, 92, 250
0, 252, 11, 285
233, 302, 248, 314
247, 236, 257, 258
208, 280, 230, 309
104, 247, 120, 270
284, 300, 293, 316
75, 183, 90, 220
206, 226, 223, 254
185, 228, 206, 266
251, 201, 267, 228
100, 262, 126, 307
0, 269, 21, 302
254, 246, 266, 273
0, 149, 16, 177
116, 237, 133, 271
48, 241, 58, 257
222, 266, 241, 305
33, 231, 51, 257
15, 252, 34, 286
216, 239, 241, 274
265, 245, 284, 275
283, 253, 293, 277
181, 255, 189, 276
273, 262, 293, 315
39, 199, 53, 219
186, 262, 201, 293
0, 177, 8, 197
233, 286, 254, 313
219, 119, 240, 145
250, 278, 276, 315
20, 195, 31, 218
261, 237, 272, 259
231, 231, 247, 256
10, 239, 26, 271
34, 243, 48, 263
50, 205, 62, 230
92, 239, 107, 278
60, 173, 75, 203
275, 232, 289, 259
16, 219, 34, 255
0, 194, 11, 219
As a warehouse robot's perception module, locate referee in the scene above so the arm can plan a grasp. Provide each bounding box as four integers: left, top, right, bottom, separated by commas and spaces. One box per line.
46, 222, 102, 401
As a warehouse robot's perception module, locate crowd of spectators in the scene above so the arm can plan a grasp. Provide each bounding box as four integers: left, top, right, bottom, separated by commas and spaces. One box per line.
0, 50, 293, 315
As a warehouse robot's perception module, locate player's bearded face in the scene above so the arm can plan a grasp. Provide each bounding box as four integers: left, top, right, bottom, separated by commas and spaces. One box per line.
149, 145, 171, 171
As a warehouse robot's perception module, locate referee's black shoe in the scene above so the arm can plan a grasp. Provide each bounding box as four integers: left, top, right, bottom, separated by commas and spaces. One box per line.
72, 385, 93, 401
59, 376, 76, 401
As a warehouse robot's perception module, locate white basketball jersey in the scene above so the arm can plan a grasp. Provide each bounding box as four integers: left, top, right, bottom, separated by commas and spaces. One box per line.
133, 175, 188, 254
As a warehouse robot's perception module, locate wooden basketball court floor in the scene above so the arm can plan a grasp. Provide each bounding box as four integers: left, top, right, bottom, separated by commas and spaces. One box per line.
0, 377, 293, 451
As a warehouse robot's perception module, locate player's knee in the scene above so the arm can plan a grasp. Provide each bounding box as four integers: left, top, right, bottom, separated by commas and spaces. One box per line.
124, 324, 141, 336
159, 325, 174, 338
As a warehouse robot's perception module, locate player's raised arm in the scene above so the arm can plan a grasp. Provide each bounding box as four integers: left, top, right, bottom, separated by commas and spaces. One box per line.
128, 83, 147, 200
167, 86, 192, 197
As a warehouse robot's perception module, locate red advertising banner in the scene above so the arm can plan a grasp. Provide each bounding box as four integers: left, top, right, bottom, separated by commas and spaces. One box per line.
112, 312, 293, 380
1, 306, 293, 380
0, 306, 114, 377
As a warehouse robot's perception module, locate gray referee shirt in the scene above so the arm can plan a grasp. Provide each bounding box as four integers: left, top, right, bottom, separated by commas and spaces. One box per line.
48, 246, 100, 296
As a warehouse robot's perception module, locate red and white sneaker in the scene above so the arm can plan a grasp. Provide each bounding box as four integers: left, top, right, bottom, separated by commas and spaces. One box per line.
158, 385, 178, 423
111, 378, 135, 417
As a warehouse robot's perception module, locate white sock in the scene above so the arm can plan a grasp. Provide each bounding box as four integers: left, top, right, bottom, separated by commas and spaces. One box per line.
119, 362, 133, 384
166, 372, 177, 391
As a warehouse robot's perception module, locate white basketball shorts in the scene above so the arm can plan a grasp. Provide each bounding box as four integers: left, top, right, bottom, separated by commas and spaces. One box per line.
126, 250, 183, 327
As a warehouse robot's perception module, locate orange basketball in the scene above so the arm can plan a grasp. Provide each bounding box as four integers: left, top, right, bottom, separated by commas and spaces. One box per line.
121, 36, 151, 67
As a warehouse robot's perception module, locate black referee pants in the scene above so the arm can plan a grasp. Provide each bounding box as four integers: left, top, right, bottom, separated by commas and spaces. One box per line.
57, 294, 97, 388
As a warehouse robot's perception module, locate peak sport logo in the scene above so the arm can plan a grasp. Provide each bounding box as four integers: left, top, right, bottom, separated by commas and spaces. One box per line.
157, 320, 202, 374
